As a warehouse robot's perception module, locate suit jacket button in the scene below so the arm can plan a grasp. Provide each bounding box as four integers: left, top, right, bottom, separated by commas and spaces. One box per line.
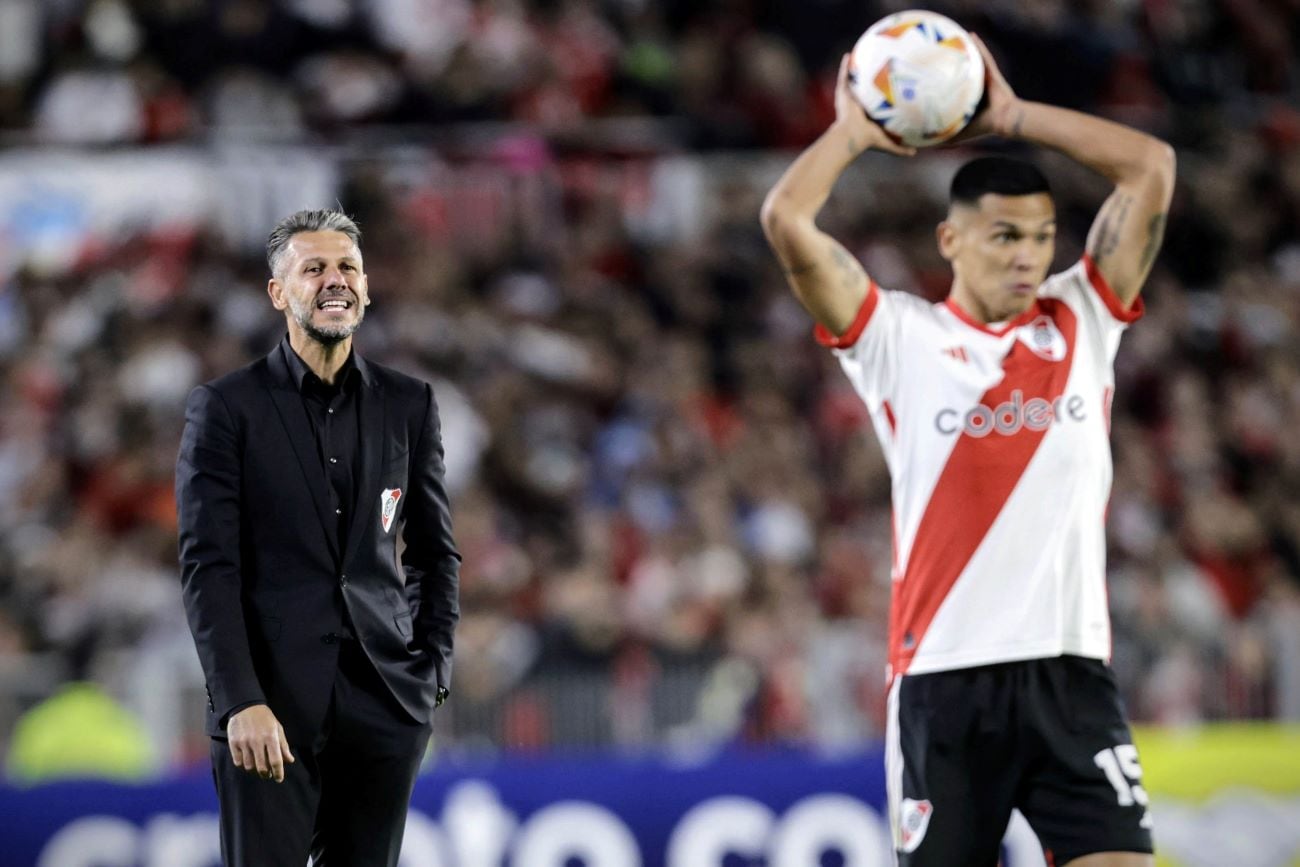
340, 574, 348, 588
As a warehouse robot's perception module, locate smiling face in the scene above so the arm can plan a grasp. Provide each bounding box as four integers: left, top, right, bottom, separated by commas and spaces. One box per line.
938, 192, 1057, 324
268, 230, 369, 346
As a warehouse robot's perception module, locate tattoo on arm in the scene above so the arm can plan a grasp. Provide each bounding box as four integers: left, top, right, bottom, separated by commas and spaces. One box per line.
783, 261, 819, 277
1139, 213, 1167, 272
1091, 193, 1132, 267
829, 243, 862, 290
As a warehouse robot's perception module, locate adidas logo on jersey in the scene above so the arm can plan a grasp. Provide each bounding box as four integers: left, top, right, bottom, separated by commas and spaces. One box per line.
934, 389, 1088, 438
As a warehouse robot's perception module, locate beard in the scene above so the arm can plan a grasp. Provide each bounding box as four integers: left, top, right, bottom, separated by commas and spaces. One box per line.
287, 292, 365, 346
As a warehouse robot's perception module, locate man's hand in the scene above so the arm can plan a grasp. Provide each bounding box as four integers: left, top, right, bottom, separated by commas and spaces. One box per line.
945, 32, 1174, 304
948, 33, 1025, 143
835, 53, 916, 158
227, 704, 295, 783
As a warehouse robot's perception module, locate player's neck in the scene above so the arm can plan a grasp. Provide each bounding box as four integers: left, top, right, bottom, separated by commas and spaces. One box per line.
947, 281, 1031, 328
948, 283, 999, 325
287, 327, 353, 385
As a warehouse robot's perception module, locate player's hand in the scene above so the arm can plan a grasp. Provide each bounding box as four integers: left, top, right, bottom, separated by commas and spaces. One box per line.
950, 33, 1024, 142
833, 53, 916, 158
227, 704, 295, 783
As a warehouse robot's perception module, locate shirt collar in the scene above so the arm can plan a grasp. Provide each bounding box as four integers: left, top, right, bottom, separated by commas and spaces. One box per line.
279, 335, 362, 393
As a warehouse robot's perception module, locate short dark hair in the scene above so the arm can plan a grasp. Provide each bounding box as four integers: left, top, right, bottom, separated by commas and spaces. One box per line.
266, 209, 362, 277
950, 157, 1051, 207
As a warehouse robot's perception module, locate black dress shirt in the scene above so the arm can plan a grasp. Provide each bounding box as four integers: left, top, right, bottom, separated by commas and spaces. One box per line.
280, 337, 361, 558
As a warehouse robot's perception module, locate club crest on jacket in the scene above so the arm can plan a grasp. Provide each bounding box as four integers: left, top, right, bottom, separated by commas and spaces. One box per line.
380, 488, 402, 533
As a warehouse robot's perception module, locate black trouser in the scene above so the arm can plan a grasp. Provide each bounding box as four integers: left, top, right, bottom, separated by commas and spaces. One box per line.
211, 639, 431, 867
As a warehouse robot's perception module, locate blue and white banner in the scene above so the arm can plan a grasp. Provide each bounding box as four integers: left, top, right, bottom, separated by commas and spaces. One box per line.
0, 747, 1052, 867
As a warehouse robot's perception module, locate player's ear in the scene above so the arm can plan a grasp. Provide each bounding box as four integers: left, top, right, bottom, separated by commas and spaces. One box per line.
268, 278, 287, 311
937, 220, 959, 262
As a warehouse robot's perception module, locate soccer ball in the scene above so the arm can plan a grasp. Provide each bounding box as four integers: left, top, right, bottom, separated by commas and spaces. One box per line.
848, 10, 985, 148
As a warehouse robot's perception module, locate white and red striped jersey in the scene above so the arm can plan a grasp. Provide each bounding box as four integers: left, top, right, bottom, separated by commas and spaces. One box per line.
819, 256, 1141, 678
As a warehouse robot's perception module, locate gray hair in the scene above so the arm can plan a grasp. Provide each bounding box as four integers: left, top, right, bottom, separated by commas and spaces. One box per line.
266, 209, 362, 278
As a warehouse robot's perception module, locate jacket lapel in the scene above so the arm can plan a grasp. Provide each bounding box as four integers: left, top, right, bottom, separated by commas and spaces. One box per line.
342, 356, 385, 570
264, 346, 340, 563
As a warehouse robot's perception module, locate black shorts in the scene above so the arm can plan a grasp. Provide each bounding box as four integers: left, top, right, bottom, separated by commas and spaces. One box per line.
886, 655, 1154, 865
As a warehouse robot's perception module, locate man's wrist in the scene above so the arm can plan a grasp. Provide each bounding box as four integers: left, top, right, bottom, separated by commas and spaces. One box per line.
221, 700, 267, 728
825, 120, 871, 162
993, 98, 1029, 140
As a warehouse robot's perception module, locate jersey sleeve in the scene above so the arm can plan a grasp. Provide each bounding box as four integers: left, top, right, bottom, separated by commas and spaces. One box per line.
1040, 255, 1144, 339
813, 281, 901, 412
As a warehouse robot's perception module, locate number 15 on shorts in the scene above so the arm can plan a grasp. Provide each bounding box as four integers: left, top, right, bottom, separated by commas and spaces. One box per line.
1094, 744, 1154, 829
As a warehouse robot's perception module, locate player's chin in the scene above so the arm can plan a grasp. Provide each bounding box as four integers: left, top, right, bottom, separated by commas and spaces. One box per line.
994, 294, 1035, 322
1006, 285, 1037, 307
307, 318, 361, 343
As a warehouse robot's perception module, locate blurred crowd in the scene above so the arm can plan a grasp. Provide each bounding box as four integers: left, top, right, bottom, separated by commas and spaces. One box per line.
4, 0, 1299, 148
1, 0, 1299, 770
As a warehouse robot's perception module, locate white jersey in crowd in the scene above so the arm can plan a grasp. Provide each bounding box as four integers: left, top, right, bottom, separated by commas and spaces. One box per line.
818, 257, 1142, 679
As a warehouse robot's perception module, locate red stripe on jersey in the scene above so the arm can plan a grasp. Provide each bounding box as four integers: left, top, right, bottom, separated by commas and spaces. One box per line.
814, 281, 879, 348
1082, 254, 1144, 323
882, 400, 897, 435
889, 299, 1079, 675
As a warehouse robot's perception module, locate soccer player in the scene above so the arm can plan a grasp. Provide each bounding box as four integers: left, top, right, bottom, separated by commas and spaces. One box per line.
760, 35, 1174, 867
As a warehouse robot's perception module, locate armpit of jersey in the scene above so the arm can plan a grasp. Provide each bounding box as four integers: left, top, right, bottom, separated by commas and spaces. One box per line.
814, 280, 880, 349
1082, 255, 1144, 323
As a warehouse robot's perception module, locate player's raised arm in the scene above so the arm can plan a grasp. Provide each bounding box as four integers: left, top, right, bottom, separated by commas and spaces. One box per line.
760, 54, 915, 336
962, 34, 1175, 307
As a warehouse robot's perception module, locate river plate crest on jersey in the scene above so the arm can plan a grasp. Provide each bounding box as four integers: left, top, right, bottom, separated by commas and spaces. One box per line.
1017, 314, 1067, 362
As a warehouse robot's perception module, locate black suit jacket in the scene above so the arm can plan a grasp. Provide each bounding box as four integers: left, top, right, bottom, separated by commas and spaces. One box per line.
176, 341, 460, 740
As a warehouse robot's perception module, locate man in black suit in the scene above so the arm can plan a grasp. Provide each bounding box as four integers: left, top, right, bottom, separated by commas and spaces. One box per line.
176, 209, 460, 866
